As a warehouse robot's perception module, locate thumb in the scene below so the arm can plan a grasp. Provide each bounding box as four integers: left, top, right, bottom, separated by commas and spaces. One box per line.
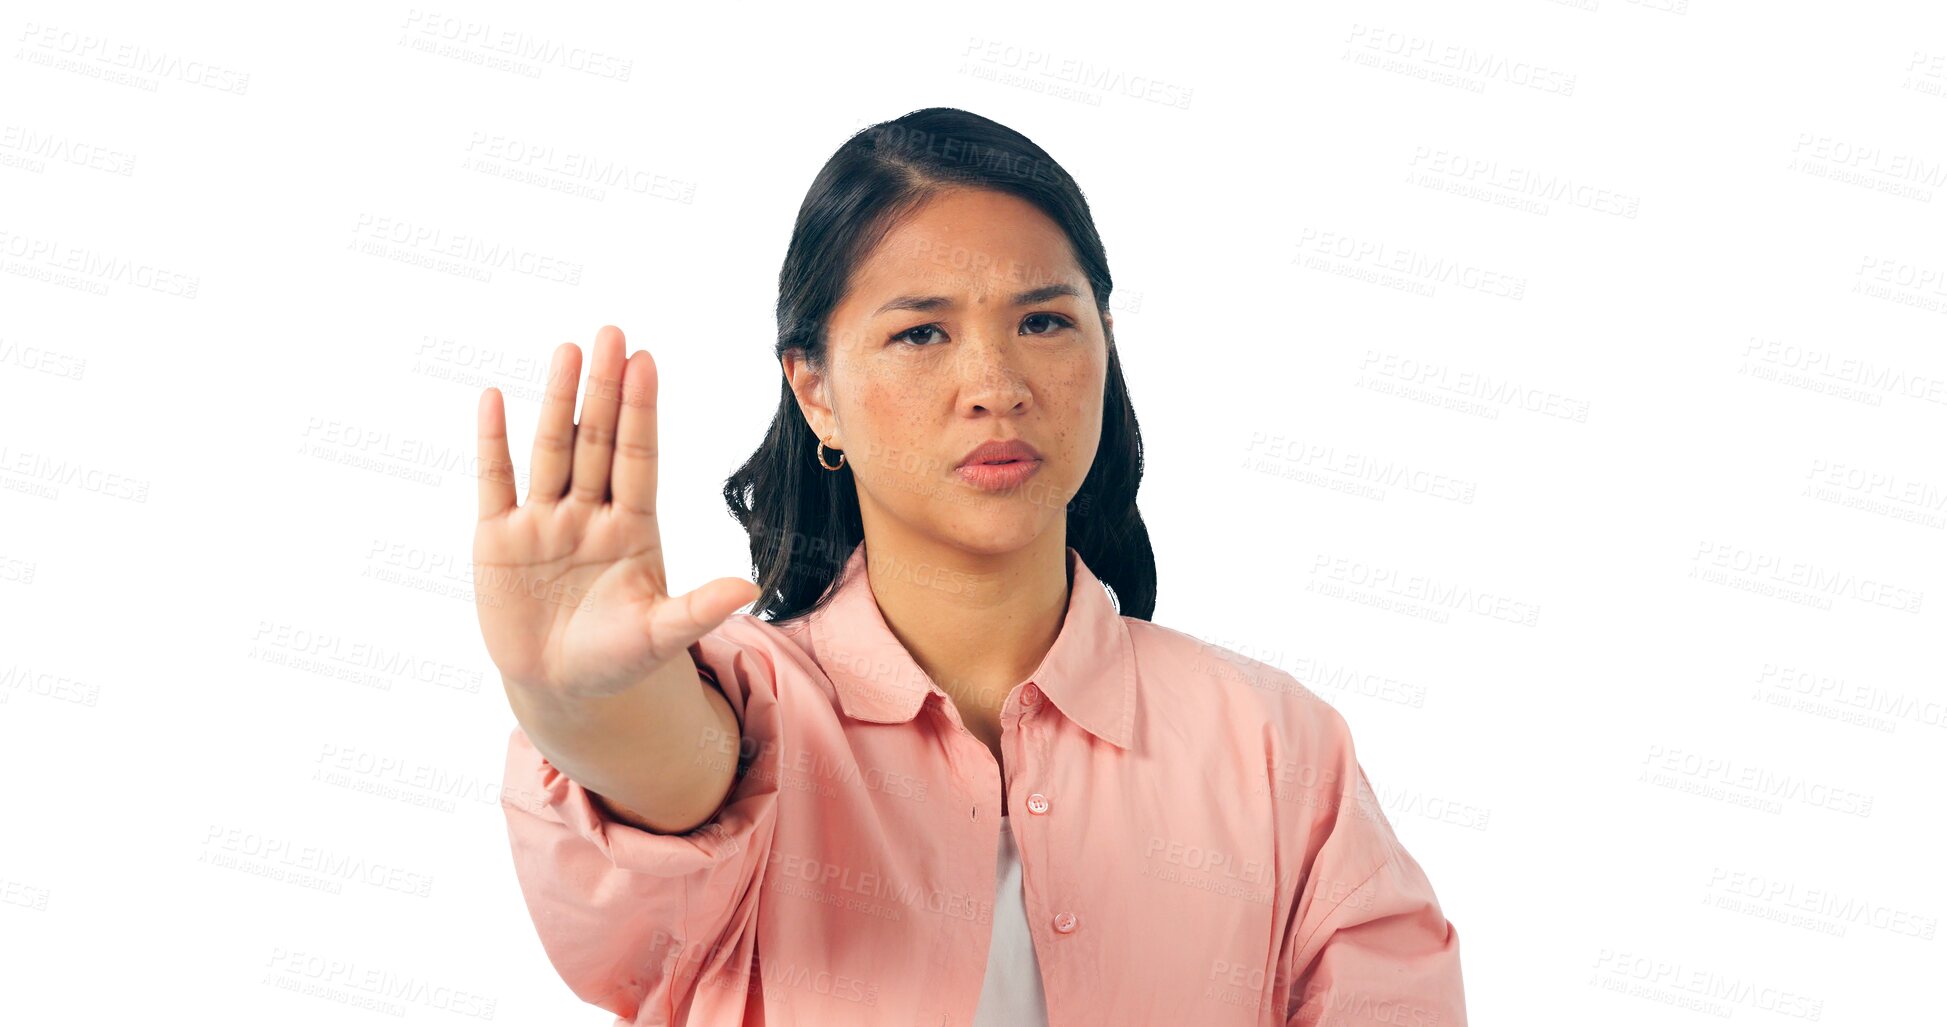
648, 576, 761, 660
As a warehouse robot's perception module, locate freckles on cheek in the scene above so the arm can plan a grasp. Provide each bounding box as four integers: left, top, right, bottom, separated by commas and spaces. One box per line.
851, 378, 928, 471
858, 378, 905, 426
1056, 372, 1106, 464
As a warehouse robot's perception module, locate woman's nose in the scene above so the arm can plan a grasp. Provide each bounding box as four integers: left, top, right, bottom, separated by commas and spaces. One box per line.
955, 339, 1033, 413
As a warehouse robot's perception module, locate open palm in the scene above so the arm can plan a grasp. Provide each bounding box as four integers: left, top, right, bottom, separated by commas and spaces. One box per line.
472, 325, 759, 701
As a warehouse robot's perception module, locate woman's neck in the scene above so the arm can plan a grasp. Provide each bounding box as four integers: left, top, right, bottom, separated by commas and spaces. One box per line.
860, 527, 1072, 731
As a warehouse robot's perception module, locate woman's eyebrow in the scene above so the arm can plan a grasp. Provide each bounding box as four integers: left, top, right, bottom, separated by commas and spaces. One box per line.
872, 282, 1080, 316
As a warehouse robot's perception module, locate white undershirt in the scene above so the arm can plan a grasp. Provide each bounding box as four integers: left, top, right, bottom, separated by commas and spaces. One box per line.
972, 814, 1050, 1025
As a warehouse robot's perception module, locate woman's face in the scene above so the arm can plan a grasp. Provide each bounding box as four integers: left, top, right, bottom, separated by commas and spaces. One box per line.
786, 187, 1111, 558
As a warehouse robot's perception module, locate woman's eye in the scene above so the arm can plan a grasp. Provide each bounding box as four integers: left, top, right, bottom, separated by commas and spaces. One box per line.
894, 314, 1073, 347
894, 324, 945, 347
1022, 313, 1075, 335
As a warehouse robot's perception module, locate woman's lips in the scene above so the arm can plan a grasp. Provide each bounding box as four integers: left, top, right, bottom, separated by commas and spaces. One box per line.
955, 459, 1043, 492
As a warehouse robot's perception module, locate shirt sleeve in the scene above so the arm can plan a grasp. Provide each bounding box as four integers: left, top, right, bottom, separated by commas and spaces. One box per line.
498, 617, 783, 1025
1277, 717, 1468, 1026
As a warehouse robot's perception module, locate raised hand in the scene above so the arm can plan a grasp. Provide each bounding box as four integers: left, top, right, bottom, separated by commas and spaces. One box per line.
472, 325, 760, 702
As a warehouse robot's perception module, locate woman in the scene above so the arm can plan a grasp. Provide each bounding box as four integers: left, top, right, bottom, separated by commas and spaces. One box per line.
473, 107, 1467, 1026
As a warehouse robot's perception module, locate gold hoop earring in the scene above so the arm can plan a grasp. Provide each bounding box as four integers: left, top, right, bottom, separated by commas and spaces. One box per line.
817, 434, 846, 471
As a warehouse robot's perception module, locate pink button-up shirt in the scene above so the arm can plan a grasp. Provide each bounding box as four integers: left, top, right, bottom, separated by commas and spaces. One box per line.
500, 540, 1467, 1025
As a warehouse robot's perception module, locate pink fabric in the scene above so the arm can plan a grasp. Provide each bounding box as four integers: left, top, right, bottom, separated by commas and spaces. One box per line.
500, 540, 1467, 1025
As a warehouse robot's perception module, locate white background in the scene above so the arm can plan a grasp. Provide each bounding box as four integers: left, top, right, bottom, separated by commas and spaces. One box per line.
2, 1, 1942, 1023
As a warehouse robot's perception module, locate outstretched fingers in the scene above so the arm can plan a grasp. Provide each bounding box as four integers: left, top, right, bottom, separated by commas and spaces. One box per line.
527, 343, 581, 503
611, 346, 659, 519
476, 388, 517, 519
569, 325, 627, 504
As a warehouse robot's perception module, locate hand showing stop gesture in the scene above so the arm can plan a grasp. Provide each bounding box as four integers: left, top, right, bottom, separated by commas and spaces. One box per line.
471, 324, 761, 703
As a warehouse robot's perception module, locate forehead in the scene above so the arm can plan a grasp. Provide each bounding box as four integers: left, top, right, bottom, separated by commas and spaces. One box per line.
844, 188, 1083, 307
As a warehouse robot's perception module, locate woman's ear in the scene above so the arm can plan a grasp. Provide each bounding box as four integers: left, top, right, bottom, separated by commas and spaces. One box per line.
781, 349, 835, 439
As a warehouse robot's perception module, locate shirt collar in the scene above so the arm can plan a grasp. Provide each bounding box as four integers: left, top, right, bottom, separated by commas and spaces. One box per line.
805, 539, 1136, 749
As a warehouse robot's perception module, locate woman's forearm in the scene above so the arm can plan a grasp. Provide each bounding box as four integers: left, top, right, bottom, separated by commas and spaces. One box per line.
503, 655, 740, 835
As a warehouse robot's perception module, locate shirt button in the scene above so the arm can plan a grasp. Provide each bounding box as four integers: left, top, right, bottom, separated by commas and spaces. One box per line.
1052, 911, 1078, 933
1021, 683, 1041, 706
1026, 792, 1050, 815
